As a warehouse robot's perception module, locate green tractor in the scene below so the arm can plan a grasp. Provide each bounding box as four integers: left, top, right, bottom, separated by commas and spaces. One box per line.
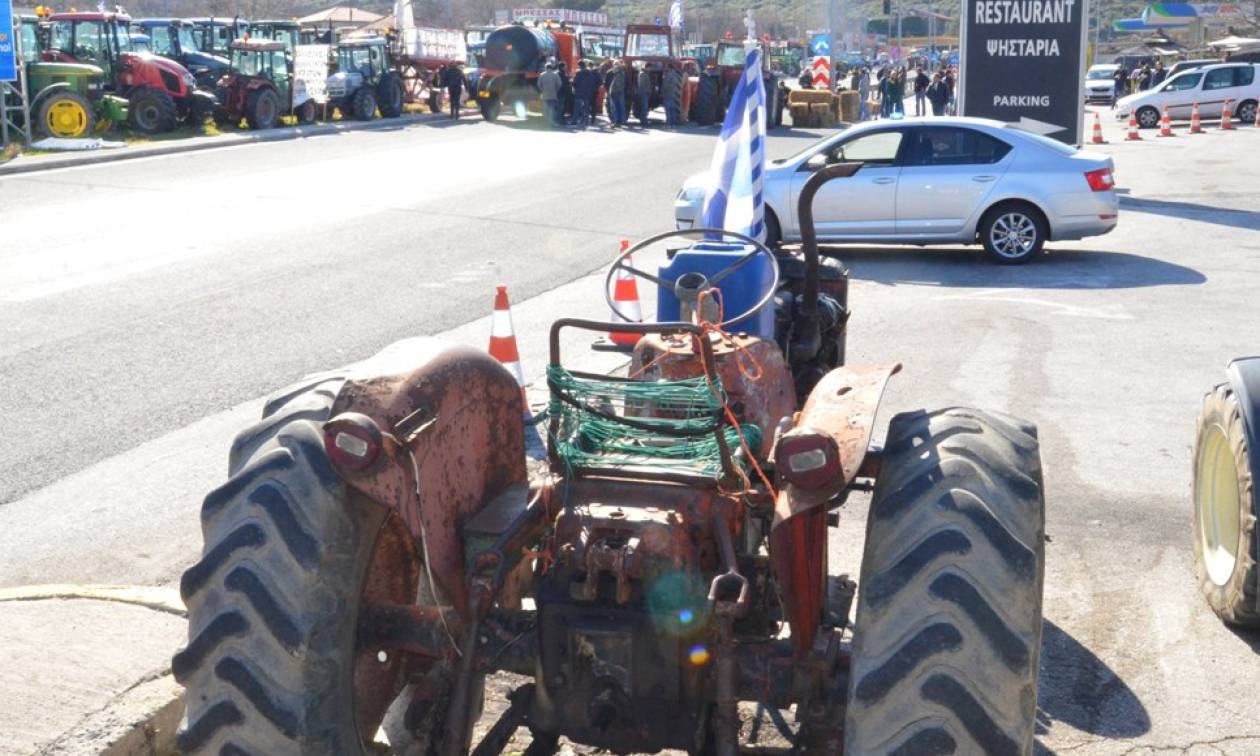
12, 13, 126, 139
325, 37, 404, 121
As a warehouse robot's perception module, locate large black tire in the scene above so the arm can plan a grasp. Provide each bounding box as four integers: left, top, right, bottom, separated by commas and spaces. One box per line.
978, 202, 1047, 265
1236, 99, 1258, 126
377, 72, 405, 118
479, 96, 500, 122
846, 408, 1045, 756
175, 377, 406, 754
352, 87, 378, 121
1193, 383, 1260, 626
245, 88, 281, 130
691, 74, 719, 126
297, 99, 318, 124
128, 86, 178, 134
35, 90, 95, 139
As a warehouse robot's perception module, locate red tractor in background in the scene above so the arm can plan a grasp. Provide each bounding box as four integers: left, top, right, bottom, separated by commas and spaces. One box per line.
45, 11, 216, 133
621, 23, 683, 123
214, 39, 317, 130
473, 23, 580, 122
692, 38, 787, 128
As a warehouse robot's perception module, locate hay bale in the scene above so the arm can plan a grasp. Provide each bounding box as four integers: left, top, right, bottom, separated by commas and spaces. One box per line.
789, 88, 836, 106
790, 103, 813, 127
838, 91, 861, 122
809, 102, 835, 127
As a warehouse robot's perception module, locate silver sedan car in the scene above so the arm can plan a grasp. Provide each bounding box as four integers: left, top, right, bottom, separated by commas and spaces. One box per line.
674, 117, 1118, 264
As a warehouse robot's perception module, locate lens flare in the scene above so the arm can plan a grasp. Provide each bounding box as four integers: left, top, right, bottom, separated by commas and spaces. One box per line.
688, 644, 711, 666
678, 608, 694, 624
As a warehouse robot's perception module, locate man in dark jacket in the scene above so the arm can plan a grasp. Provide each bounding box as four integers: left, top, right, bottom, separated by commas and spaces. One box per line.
441, 63, 465, 119
557, 61, 574, 124
913, 67, 930, 115
573, 60, 599, 127
925, 72, 949, 116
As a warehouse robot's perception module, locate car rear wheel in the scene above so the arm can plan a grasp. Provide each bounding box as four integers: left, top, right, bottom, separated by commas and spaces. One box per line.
1137, 105, 1160, 129
979, 203, 1047, 265
1236, 99, 1258, 126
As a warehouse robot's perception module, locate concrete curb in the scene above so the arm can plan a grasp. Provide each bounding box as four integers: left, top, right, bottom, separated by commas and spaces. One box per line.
0, 109, 471, 177
43, 673, 184, 756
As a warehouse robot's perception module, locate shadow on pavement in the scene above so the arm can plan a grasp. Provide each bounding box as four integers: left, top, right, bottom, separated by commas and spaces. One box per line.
1227, 623, 1260, 654
1119, 196, 1260, 232
825, 245, 1206, 289
1036, 619, 1151, 743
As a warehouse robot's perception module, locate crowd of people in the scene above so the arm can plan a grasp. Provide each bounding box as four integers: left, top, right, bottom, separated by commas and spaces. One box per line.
799, 61, 959, 121
1115, 60, 1168, 95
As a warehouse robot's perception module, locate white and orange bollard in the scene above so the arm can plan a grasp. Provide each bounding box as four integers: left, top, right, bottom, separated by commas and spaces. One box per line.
1221, 99, 1234, 130
1158, 104, 1175, 137
1091, 112, 1106, 144
1190, 101, 1203, 133
1126, 108, 1142, 141
488, 284, 526, 392
608, 240, 644, 348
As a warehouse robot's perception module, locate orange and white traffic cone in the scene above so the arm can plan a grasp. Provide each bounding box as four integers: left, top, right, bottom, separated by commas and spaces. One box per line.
1126, 108, 1142, 141
1190, 101, 1203, 133
608, 241, 644, 348
1091, 112, 1106, 144
488, 284, 525, 391
1221, 99, 1234, 130
1158, 104, 1175, 137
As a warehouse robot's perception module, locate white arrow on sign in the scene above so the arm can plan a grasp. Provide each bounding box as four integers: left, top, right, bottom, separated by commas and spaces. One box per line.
1013, 116, 1066, 135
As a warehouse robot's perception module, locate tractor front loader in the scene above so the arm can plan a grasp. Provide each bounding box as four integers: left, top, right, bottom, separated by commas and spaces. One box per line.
175, 164, 1047, 755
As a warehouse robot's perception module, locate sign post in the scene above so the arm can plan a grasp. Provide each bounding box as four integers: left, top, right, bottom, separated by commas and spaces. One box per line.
958, 0, 1088, 144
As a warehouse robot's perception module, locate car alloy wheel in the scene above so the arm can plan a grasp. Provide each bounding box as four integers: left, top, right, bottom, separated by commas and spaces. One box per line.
1237, 101, 1257, 125
1137, 107, 1160, 128
989, 212, 1039, 259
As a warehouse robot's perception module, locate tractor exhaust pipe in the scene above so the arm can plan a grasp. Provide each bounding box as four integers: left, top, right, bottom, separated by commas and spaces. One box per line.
791, 161, 863, 363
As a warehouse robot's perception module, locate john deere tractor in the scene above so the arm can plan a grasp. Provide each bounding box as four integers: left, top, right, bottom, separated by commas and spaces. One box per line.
175, 164, 1048, 755
13, 13, 127, 138
45, 11, 216, 134
215, 38, 316, 130
326, 37, 404, 121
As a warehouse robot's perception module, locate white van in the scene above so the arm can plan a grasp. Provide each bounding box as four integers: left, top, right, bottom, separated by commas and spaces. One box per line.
1115, 62, 1260, 127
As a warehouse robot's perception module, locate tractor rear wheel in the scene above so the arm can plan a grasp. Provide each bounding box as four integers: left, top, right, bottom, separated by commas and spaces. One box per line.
479, 95, 501, 122
36, 90, 94, 139
245, 88, 281, 130
353, 87, 379, 121
128, 86, 178, 134
175, 377, 459, 754
378, 72, 405, 118
297, 99, 318, 124
691, 74, 719, 126
846, 408, 1045, 756
1193, 383, 1260, 626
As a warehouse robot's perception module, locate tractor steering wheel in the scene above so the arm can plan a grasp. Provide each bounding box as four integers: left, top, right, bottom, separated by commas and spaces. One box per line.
605, 227, 781, 330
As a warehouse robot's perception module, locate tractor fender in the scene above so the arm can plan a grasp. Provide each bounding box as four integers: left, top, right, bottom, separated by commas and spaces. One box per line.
1226, 356, 1260, 518
29, 81, 71, 112
326, 337, 528, 623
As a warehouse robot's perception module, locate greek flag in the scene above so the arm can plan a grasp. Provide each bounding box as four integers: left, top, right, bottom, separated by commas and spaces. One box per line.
700, 47, 767, 243
669, 0, 684, 31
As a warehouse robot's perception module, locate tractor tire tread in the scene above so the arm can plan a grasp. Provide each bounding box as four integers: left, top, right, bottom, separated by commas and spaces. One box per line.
1193, 383, 1260, 625
128, 86, 179, 134
175, 384, 374, 755
692, 74, 719, 126
846, 407, 1045, 756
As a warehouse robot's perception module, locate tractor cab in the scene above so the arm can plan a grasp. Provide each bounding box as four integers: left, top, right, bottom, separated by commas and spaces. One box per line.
215, 38, 315, 130
13, 12, 127, 138
251, 20, 301, 69
135, 18, 230, 88
229, 39, 289, 93
186, 17, 249, 58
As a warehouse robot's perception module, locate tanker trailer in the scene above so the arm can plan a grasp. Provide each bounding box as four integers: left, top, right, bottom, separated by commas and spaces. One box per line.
473, 24, 579, 122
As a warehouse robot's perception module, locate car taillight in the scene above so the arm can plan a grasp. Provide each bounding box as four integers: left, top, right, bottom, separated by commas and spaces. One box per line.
1084, 167, 1114, 191
323, 412, 383, 473
775, 431, 842, 490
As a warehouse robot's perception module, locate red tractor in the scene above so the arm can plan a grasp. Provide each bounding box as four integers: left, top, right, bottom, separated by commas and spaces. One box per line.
174, 165, 1048, 755
45, 11, 216, 133
214, 39, 317, 130
622, 23, 681, 123
692, 39, 787, 128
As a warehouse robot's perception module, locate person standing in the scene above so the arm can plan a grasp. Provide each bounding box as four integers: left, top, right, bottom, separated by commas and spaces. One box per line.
798, 67, 813, 89
557, 61, 573, 125
857, 67, 870, 120
893, 69, 906, 115
944, 66, 956, 114
428, 65, 444, 114
538, 62, 562, 127
913, 67, 930, 116
1113, 64, 1128, 102
441, 62, 465, 119
608, 60, 628, 127
573, 60, 597, 127
636, 64, 652, 127
1152, 60, 1167, 87
662, 63, 683, 129
876, 68, 889, 117
926, 71, 949, 116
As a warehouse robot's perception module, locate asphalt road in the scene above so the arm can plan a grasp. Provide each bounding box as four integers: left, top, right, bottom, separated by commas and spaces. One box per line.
2, 111, 1260, 755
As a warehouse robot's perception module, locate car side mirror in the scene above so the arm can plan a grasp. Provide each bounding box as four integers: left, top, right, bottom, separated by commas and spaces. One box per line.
805, 153, 828, 171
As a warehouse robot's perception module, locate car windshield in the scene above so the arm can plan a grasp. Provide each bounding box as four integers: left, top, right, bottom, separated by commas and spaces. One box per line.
626, 32, 670, 58
1087, 68, 1115, 79
717, 45, 745, 66
178, 25, 200, 52
1009, 127, 1077, 155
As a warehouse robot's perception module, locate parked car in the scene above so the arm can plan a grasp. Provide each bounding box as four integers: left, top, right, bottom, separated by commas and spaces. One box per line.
1084, 63, 1120, 104
674, 116, 1118, 264
1115, 62, 1260, 127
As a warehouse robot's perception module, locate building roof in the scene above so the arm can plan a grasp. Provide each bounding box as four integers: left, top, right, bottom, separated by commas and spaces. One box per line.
297, 5, 384, 26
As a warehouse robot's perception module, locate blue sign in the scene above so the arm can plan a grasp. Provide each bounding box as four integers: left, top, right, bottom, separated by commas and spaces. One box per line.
949, 53, 959, 65
810, 33, 832, 57
0, 0, 16, 83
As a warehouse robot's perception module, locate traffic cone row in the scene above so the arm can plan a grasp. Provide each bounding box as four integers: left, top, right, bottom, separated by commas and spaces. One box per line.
1221, 99, 1234, 130
608, 240, 644, 348
1158, 105, 1175, 138
1091, 112, 1106, 144
488, 284, 526, 394
1126, 108, 1142, 141
1190, 101, 1203, 133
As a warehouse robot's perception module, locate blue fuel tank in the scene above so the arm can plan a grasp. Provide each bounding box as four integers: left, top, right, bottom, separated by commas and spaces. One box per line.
655, 242, 776, 339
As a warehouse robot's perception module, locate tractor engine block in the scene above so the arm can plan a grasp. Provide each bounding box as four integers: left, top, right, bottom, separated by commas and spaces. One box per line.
528, 487, 733, 753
